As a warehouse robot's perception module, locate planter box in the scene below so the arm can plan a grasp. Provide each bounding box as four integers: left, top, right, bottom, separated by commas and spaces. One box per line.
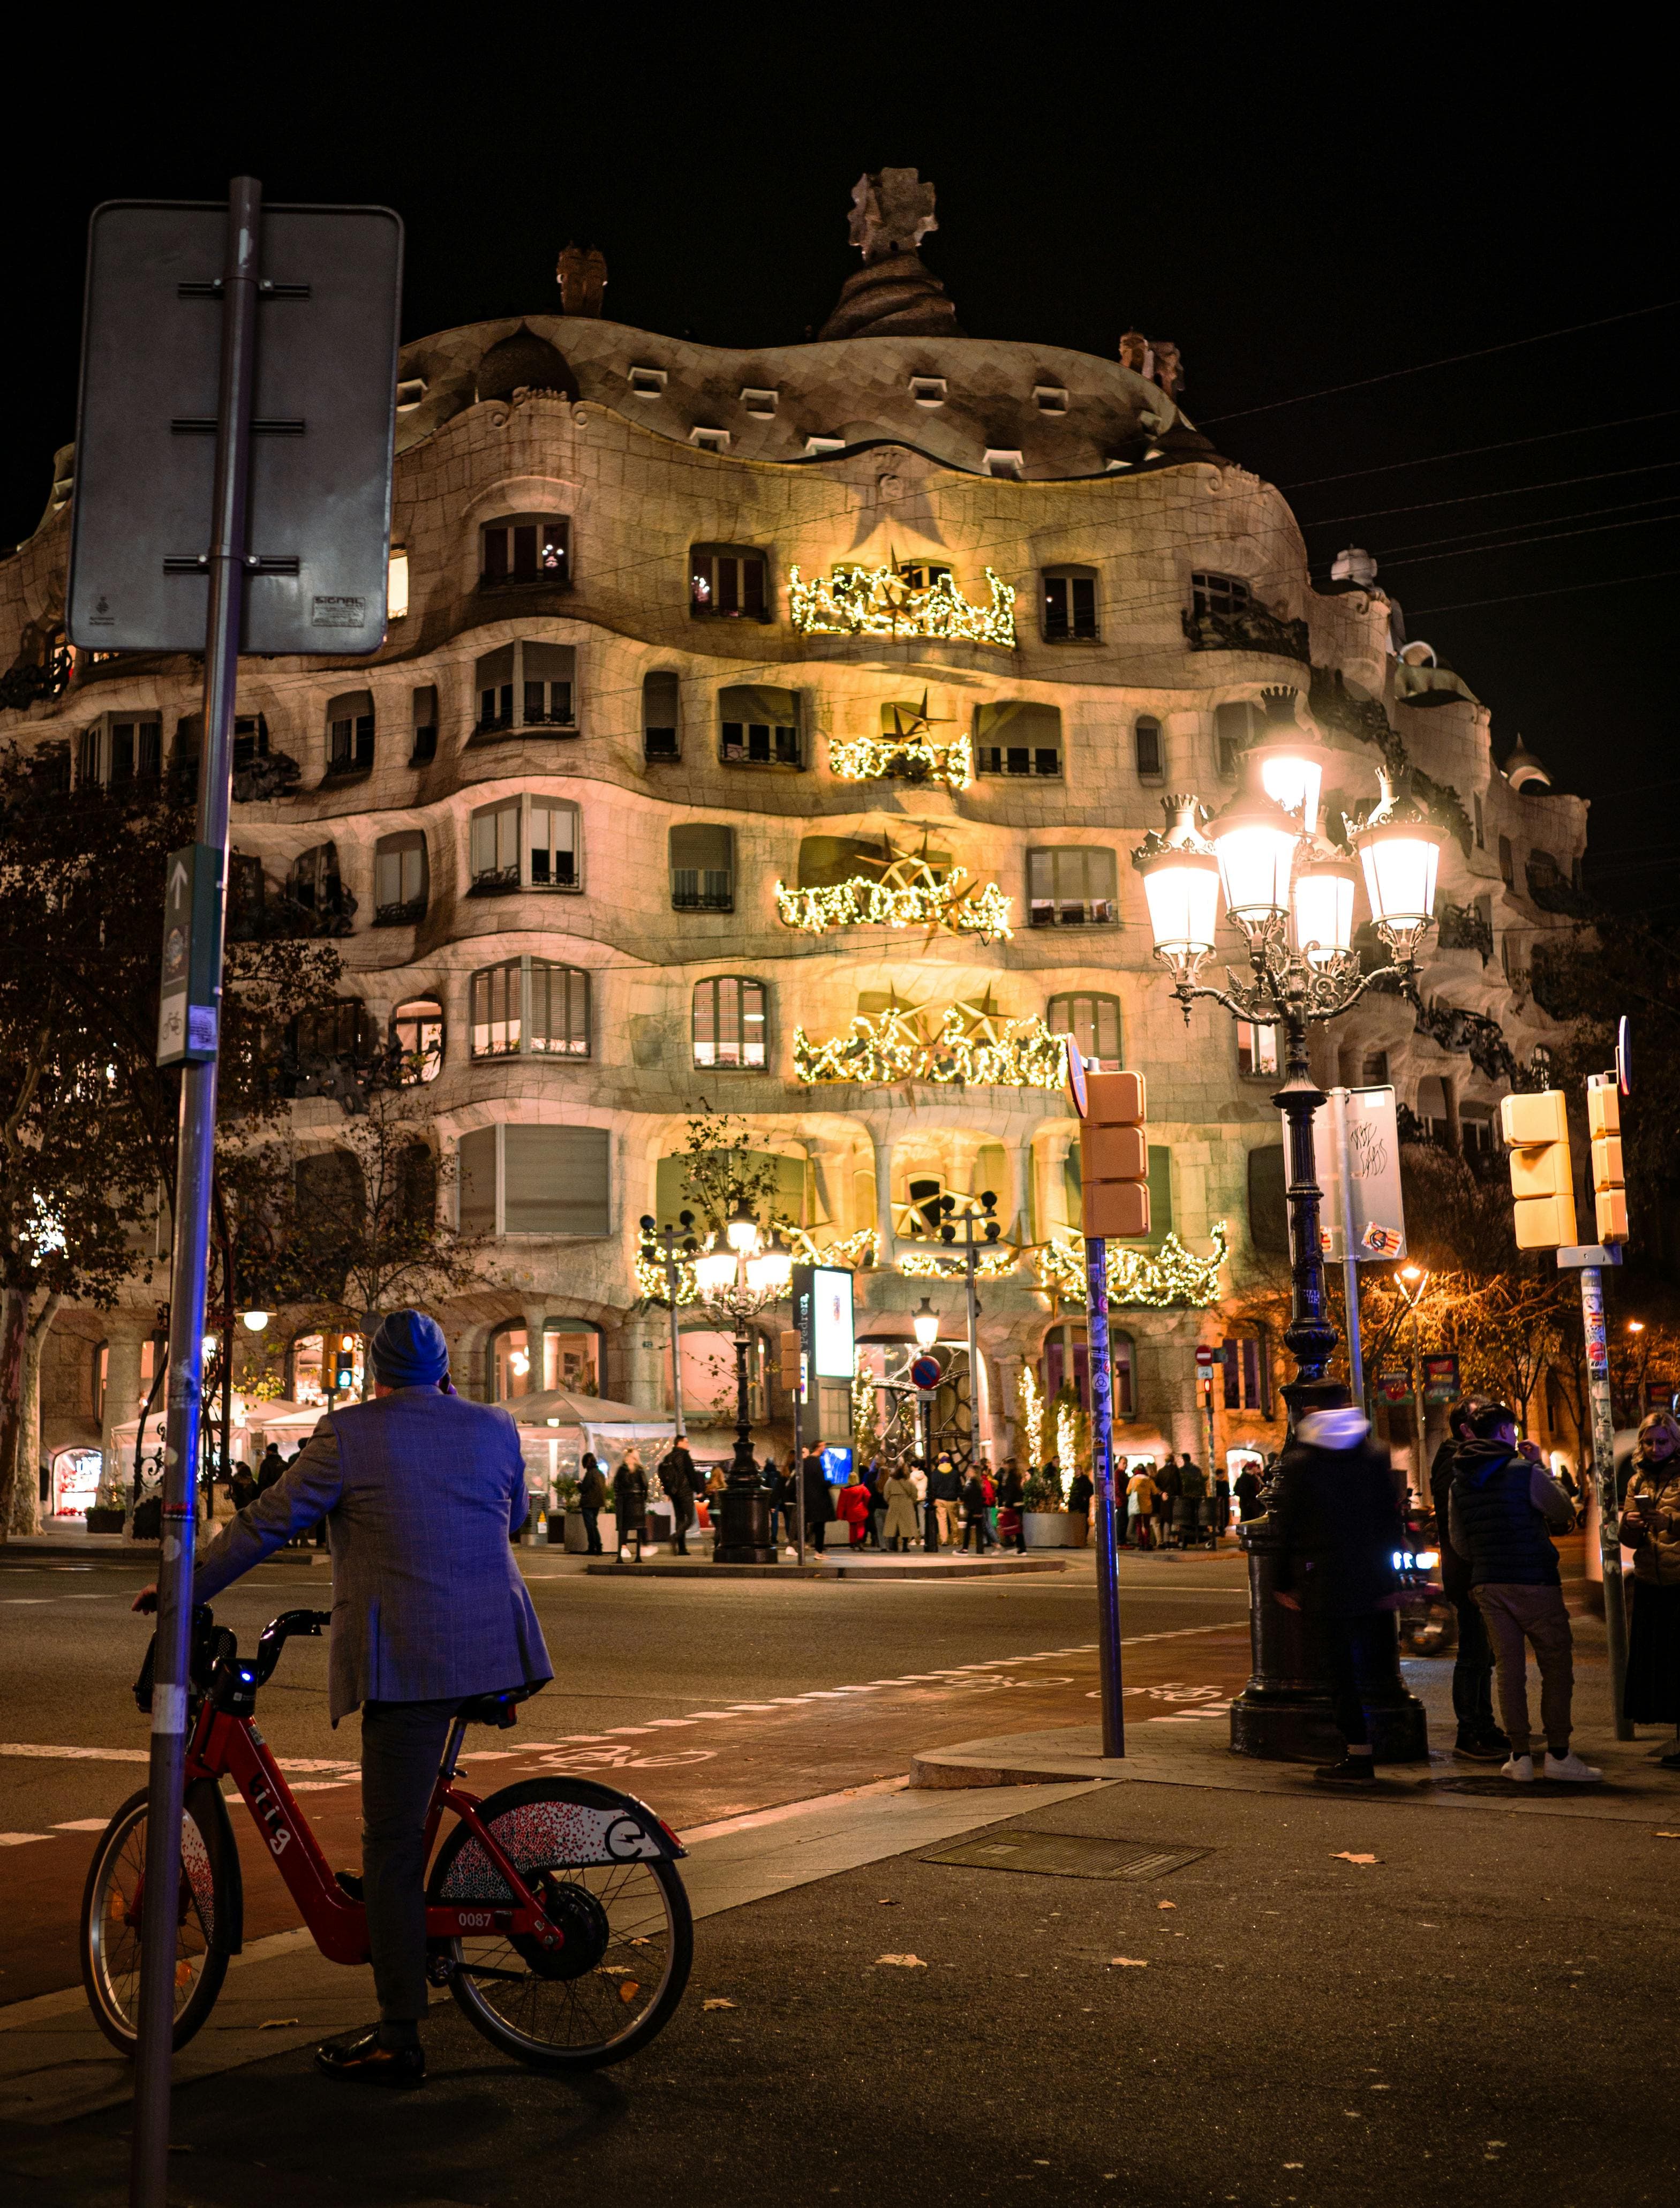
563, 1509, 617, 1554
1023, 1511, 1073, 1548
85, 1506, 126, 1535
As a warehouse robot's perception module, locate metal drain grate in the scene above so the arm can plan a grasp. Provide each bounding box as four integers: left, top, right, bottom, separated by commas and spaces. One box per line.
922, 1830, 1208, 1880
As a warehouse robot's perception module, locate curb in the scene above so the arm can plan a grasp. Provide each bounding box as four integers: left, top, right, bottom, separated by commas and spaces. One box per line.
585, 1556, 1070, 1581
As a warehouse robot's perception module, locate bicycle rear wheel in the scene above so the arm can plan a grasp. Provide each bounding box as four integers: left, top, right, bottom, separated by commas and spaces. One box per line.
80, 1785, 233, 2054
429, 1777, 691, 2071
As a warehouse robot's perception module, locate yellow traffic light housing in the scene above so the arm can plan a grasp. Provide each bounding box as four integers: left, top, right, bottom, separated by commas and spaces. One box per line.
1587, 1078, 1628, 1244
1079, 1070, 1150, 1240
1500, 1088, 1578, 1250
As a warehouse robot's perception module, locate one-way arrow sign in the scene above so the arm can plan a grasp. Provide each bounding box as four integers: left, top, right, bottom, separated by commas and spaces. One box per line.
157, 843, 224, 1066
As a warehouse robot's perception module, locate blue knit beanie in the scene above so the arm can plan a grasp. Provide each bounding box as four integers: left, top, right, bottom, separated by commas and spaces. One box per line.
371, 1309, 449, 1388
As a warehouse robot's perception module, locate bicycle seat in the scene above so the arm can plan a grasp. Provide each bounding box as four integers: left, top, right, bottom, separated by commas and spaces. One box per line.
455, 1687, 534, 1729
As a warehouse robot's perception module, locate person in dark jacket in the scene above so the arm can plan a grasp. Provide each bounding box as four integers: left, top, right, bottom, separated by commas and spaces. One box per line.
613, 1450, 650, 1562
577, 1451, 607, 1554
1428, 1397, 1508, 1761
1234, 1462, 1266, 1524
1619, 1410, 1680, 1766
1174, 1456, 1206, 1548
862, 1457, 887, 1548
1212, 1468, 1231, 1546
1066, 1467, 1094, 1547
928, 1455, 963, 1550
1270, 1402, 1406, 1788
230, 1461, 259, 1511
257, 1443, 286, 1494
997, 1463, 1027, 1553
801, 1449, 834, 1551
959, 1470, 994, 1551
1449, 1401, 1598, 1783
658, 1443, 698, 1557
1154, 1457, 1180, 1547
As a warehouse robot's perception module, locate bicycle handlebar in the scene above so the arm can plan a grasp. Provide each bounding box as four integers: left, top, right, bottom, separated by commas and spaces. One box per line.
253, 1608, 332, 1685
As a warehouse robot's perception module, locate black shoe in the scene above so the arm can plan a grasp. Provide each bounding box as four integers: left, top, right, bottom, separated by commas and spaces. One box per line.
1314, 1755, 1377, 1787
334, 1870, 365, 1902
315, 2026, 425, 2089
1454, 1734, 1510, 1762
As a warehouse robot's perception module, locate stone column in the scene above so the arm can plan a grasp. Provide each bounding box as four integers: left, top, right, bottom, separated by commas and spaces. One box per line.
623, 1322, 665, 1416
99, 1331, 146, 1508
872, 1135, 895, 1262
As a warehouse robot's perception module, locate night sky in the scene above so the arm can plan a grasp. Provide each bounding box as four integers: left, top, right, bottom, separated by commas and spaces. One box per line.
3, 32, 1668, 905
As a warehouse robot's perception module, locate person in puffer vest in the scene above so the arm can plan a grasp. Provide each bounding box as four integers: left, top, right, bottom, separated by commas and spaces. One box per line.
1448, 1401, 1599, 1784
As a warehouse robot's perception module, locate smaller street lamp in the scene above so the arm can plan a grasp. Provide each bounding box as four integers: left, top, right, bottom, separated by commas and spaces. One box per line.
912, 1297, 940, 1351
689, 1192, 794, 1563
910, 1296, 941, 1549
240, 1309, 271, 1333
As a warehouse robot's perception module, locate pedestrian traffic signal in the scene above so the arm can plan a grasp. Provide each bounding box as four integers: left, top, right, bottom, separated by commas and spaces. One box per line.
778, 1328, 802, 1395
1499, 1088, 1577, 1249
1079, 1070, 1150, 1240
1587, 1077, 1628, 1244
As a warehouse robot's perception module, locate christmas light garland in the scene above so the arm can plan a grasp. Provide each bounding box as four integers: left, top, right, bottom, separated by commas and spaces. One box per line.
785, 1224, 881, 1270
794, 999, 1067, 1089
829, 728, 975, 792
1033, 1222, 1230, 1309
787, 562, 1016, 648
774, 868, 1012, 942
896, 1246, 1020, 1282
1017, 1365, 1045, 1468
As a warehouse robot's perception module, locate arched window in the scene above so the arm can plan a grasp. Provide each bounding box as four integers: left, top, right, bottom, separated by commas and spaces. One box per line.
469, 795, 581, 892
480, 513, 570, 589
1042, 566, 1099, 642
693, 977, 767, 1068
1191, 571, 1253, 620
1133, 715, 1164, 783
374, 831, 428, 924
644, 670, 681, 761
488, 1318, 536, 1401
542, 1318, 604, 1394
391, 997, 444, 1083
326, 689, 374, 775
470, 958, 590, 1059
1416, 1075, 1451, 1144
1047, 992, 1122, 1071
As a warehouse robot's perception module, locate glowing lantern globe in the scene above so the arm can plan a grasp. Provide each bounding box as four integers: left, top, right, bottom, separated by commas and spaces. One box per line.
1207, 763, 1301, 930
1136, 796, 1221, 969
1291, 848, 1358, 964
1354, 775, 1445, 939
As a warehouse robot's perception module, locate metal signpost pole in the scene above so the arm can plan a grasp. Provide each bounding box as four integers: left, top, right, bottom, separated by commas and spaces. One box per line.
1085, 1235, 1125, 1757
1578, 1260, 1633, 1738
1328, 1088, 1365, 1405
661, 1230, 687, 1445
963, 1230, 983, 1467
131, 176, 260, 2208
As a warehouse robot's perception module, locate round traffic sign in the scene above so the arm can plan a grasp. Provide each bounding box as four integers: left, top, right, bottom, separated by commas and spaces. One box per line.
909, 1354, 941, 1391
1065, 1038, 1089, 1119
1194, 1346, 1217, 1371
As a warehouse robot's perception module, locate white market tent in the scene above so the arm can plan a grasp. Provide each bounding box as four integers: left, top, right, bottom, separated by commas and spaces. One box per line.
507, 1386, 676, 1497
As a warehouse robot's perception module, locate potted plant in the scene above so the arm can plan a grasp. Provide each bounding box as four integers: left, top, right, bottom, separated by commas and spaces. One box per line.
1022, 1465, 1072, 1548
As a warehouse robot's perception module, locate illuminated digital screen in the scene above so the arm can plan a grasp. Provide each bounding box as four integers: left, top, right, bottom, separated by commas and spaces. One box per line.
811, 1267, 855, 1378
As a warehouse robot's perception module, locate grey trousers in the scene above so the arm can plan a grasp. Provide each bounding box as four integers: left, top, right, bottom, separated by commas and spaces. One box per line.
360, 1697, 459, 2026
1473, 1582, 1575, 1754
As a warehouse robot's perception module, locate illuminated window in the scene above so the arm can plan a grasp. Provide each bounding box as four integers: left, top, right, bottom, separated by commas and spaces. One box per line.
671, 824, 734, 911
1192, 572, 1253, 620
326, 689, 374, 775
898, 562, 952, 592
469, 795, 581, 892
1042, 567, 1098, 642
543, 1320, 602, 1392
1134, 715, 1164, 782
1236, 1021, 1279, 1077
387, 548, 409, 621
480, 514, 570, 589
975, 700, 1061, 778
469, 958, 590, 1059
472, 642, 576, 735
644, 670, 681, 760
391, 997, 444, 1083
374, 831, 428, 924
719, 684, 800, 768
1047, 993, 1122, 1070
489, 1320, 534, 1401
691, 545, 769, 621
1028, 847, 1116, 926
693, 977, 767, 1068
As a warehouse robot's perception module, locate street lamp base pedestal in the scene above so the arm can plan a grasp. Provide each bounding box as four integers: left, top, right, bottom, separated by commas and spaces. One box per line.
1229, 1682, 1428, 1764
714, 1484, 775, 1566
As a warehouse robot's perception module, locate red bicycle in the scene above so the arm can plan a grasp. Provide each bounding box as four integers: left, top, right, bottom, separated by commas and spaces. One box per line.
79, 1606, 692, 2071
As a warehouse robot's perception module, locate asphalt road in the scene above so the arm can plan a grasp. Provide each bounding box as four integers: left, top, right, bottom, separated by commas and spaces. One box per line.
0, 1547, 1253, 2005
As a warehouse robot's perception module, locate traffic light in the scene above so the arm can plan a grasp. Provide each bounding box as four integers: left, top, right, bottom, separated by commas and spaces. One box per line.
1499, 1089, 1577, 1249
1080, 1071, 1150, 1240
778, 1328, 802, 1395
1587, 1077, 1627, 1244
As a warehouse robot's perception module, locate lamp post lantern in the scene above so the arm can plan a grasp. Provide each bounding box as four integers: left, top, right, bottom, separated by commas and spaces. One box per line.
1133, 727, 1445, 1761
937, 1193, 1001, 1466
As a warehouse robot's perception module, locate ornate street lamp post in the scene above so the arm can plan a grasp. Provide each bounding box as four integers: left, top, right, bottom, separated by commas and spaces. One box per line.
639, 1211, 697, 1445
937, 1192, 1001, 1466
692, 1193, 793, 1564
1133, 713, 1445, 1760
911, 1295, 942, 1549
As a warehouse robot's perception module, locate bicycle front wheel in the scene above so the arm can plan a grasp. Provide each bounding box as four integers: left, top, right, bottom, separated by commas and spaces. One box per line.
429, 1777, 692, 2071
80, 1785, 233, 2054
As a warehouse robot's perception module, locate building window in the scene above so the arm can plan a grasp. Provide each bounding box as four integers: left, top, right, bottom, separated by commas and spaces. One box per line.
480, 514, 570, 589
1192, 572, 1253, 620
1112, 1331, 1136, 1418
984, 449, 1023, 479
288, 842, 348, 923
1028, 847, 1117, 926
1362, 1050, 1390, 1086
1134, 715, 1164, 783
391, 996, 444, 1083
1046, 992, 1122, 1071
374, 831, 428, 924
1498, 833, 1515, 886
325, 689, 374, 776
469, 957, 590, 1059
458, 1122, 611, 1237
290, 998, 371, 1068
387, 549, 409, 621
975, 700, 1062, 778
232, 715, 268, 772
1461, 1102, 1496, 1157
1042, 567, 1098, 642
1247, 1145, 1289, 1256
1416, 1075, 1451, 1146
628, 365, 667, 398
691, 545, 769, 621
472, 641, 577, 737
693, 977, 767, 1068
1033, 385, 1069, 415
74, 715, 163, 789
1221, 1335, 1272, 1416
1473, 793, 1485, 848
908, 376, 947, 406
1215, 698, 1262, 779
643, 670, 680, 761
411, 686, 438, 765
1237, 1021, 1279, 1078
670, 823, 734, 911
468, 794, 581, 893
719, 684, 800, 768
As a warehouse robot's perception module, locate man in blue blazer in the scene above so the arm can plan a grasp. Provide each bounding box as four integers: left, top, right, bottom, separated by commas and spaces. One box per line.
142, 1309, 551, 2088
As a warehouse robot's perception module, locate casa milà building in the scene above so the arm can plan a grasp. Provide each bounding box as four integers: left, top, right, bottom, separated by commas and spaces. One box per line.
2, 170, 1587, 1511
